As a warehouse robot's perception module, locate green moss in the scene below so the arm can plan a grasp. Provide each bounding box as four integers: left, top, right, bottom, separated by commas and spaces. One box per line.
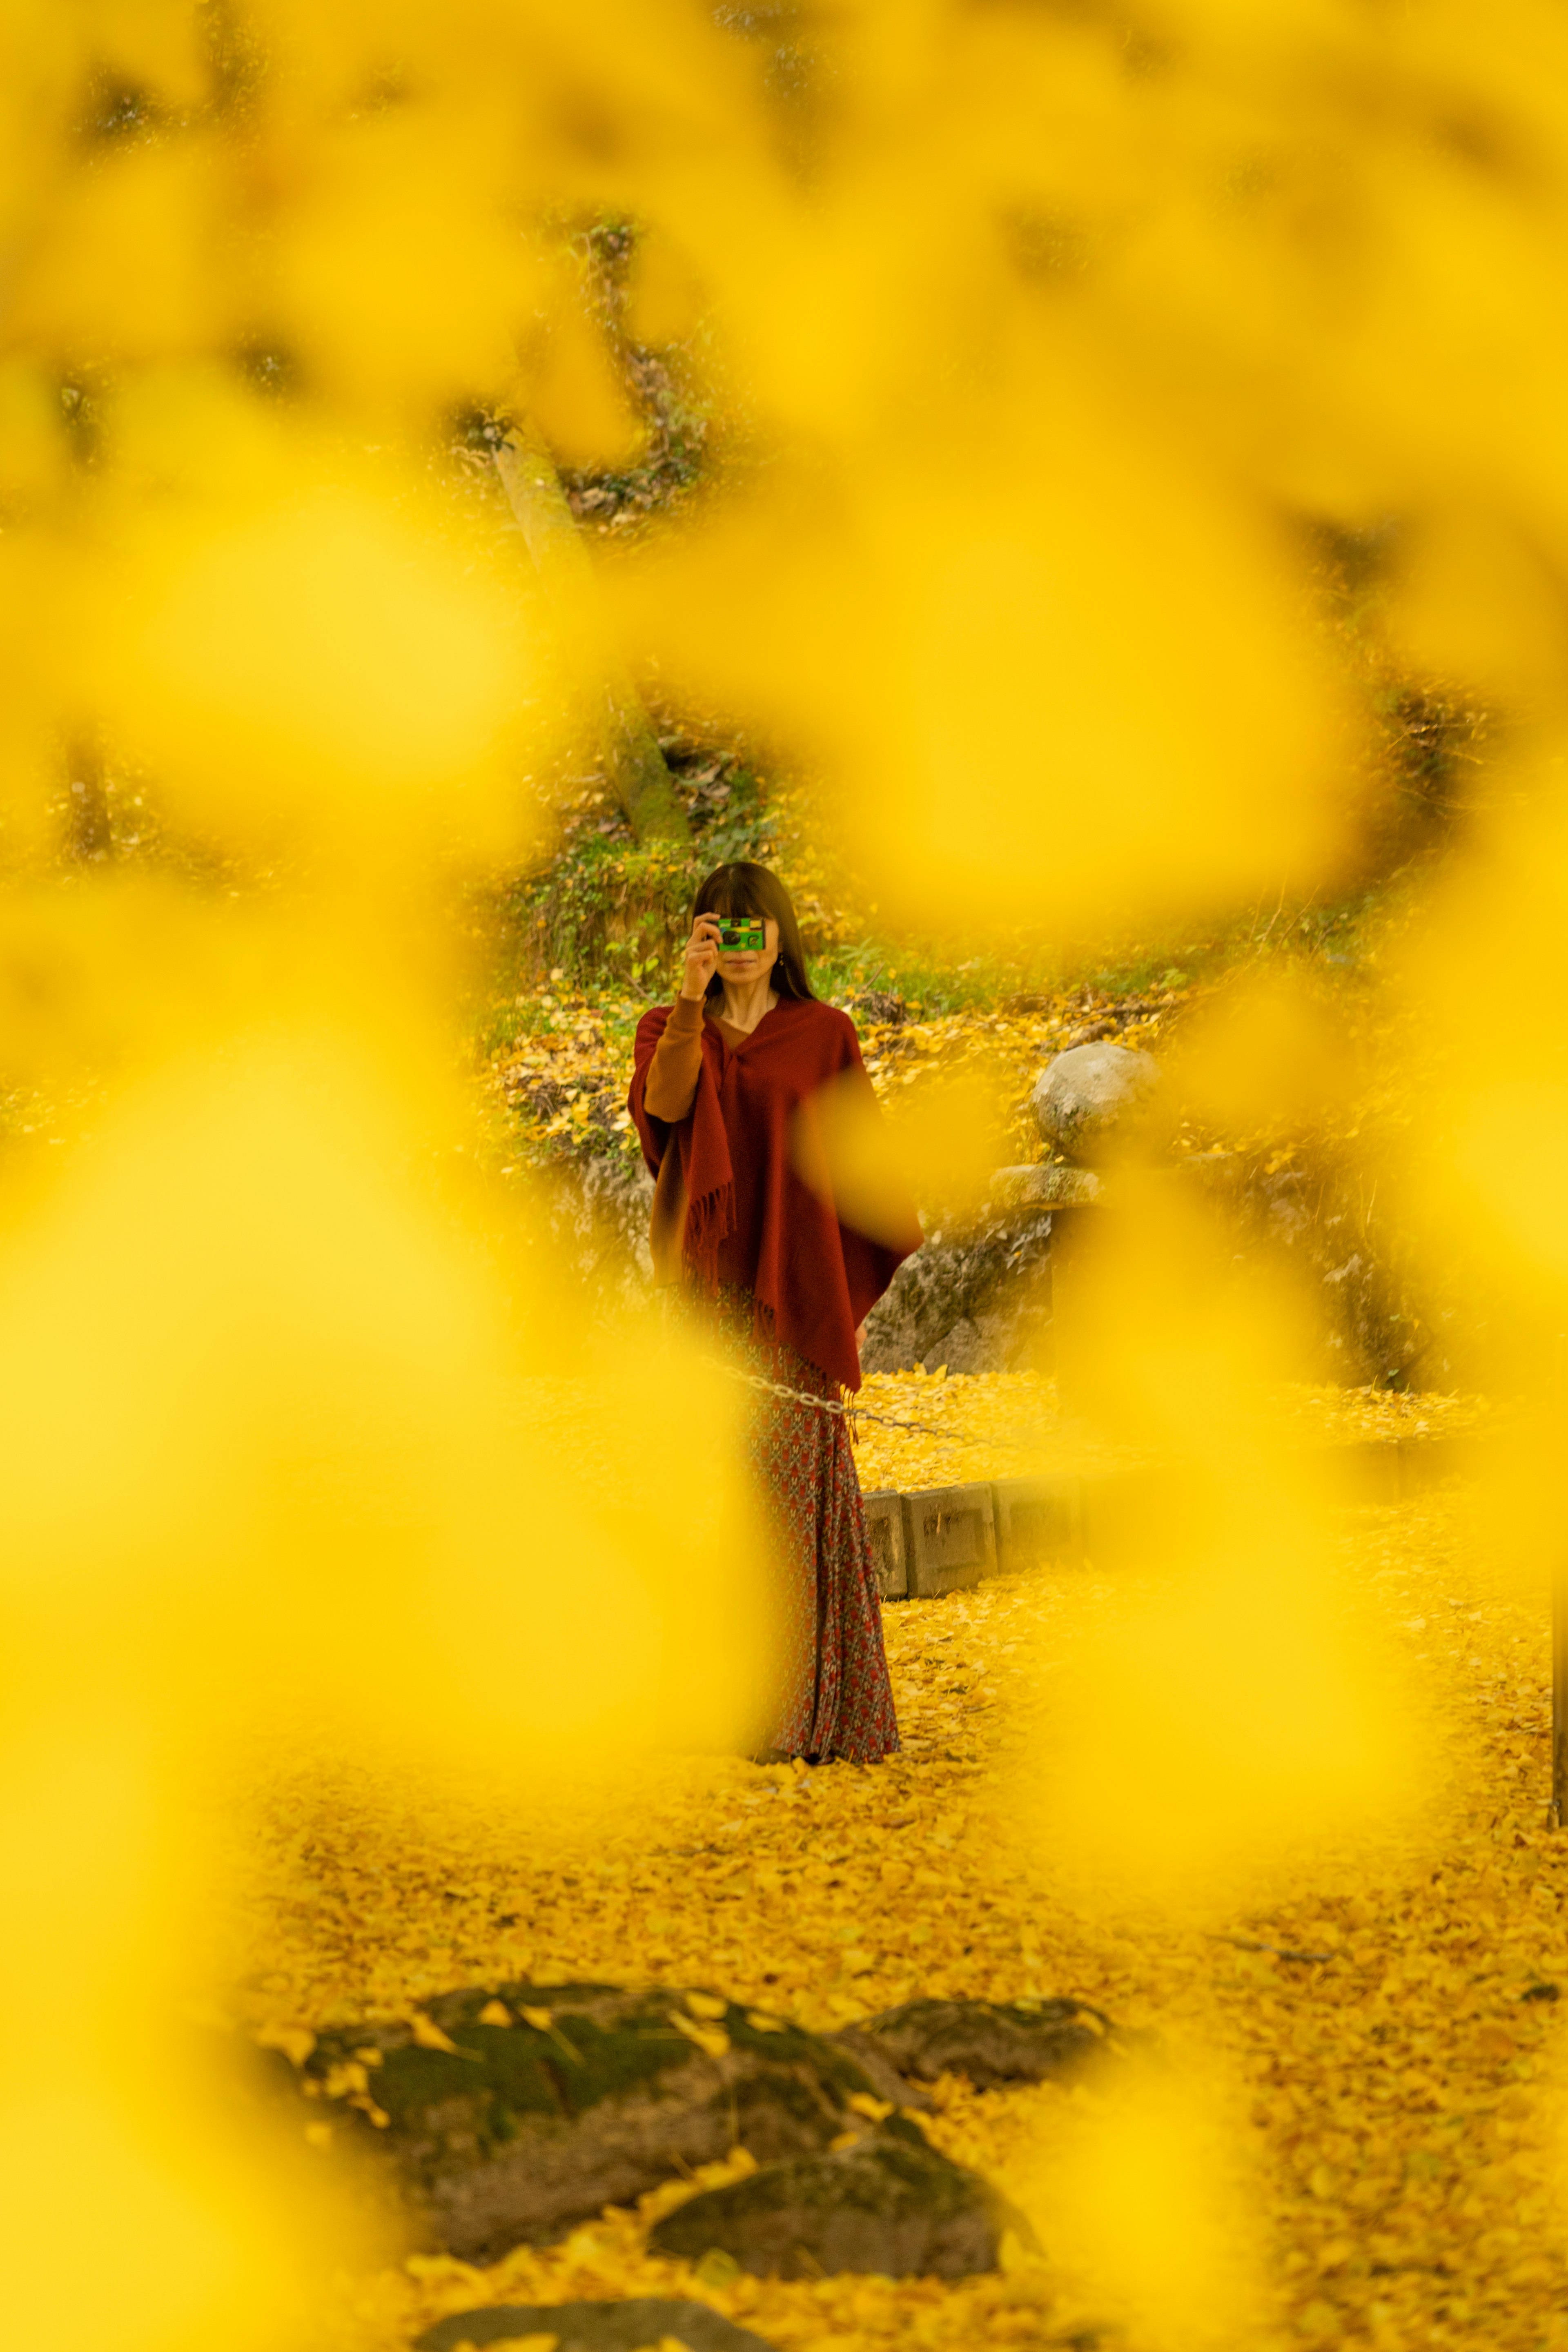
300, 1984, 898, 2187
651, 2128, 983, 2254
312, 1991, 709, 2149
534, 2009, 697, 2120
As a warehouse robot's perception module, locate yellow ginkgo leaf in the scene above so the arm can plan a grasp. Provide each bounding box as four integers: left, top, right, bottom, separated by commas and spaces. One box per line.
478, 1999, 512, 2027
671, 2013, 730, 2060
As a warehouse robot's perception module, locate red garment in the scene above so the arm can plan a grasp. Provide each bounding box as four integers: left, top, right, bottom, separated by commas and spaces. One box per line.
629, 996, 920, 1394
717, 1290, 899, 1761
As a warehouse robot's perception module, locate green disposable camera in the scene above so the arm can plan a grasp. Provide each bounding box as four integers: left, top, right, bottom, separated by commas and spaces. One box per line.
717, 916, 766, 951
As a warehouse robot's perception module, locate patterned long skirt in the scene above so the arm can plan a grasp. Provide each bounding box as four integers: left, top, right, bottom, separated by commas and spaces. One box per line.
712, 1289, 900, 1764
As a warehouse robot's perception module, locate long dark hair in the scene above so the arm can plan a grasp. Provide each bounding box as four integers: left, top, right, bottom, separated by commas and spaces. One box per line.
690, 862, 815, 1004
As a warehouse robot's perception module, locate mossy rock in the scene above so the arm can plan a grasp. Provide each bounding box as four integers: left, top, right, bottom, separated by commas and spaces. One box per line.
650, 2118, 1016, 2280
417, 2300, 777, 2352
264, 1980, 914, 2262
844, 1996, 1124, 2089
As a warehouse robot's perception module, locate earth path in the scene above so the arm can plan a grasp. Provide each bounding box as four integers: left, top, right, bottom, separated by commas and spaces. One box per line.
230, 1488, 1567, 2352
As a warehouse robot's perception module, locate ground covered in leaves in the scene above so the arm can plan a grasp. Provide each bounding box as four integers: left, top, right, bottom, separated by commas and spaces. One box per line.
851, 1371, 1492, 1497
227, 1476, 1568, 2352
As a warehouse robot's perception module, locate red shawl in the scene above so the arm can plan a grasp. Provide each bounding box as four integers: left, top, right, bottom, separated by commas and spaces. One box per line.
628, 996, 921, 1394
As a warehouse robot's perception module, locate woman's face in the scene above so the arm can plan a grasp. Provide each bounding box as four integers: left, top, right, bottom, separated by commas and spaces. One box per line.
715, 914, 780, 984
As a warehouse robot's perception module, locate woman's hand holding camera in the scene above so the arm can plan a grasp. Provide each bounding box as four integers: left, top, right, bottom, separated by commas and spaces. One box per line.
679, 913, 722, 1002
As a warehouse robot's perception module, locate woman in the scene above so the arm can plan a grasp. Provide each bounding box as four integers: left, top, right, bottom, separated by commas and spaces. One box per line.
628, 862, 921, 1763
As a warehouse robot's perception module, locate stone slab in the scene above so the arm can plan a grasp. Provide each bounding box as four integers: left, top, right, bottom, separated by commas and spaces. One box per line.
419, 2302, 777, 2352
1308, 1434, 1468, 1507
991, 1475, 1081, 1571
901, 1483, 996, 1599
861, 1488, 909, 1600
875, 1437, 1465, 1600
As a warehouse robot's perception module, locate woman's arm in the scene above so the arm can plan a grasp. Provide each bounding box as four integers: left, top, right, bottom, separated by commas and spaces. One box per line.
643, 913, 725, 1120
644, 994, 706, 1120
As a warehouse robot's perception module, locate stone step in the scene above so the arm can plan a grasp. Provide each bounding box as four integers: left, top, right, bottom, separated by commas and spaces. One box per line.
863, 1434, 1466, 1599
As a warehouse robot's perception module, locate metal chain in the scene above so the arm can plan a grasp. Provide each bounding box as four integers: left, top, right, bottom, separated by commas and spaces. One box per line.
703, 1355, 967, 1443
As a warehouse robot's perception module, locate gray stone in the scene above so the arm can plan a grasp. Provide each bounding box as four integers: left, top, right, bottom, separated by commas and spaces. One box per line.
901, 1483, 996, 1598
852, 1997, 1123, 2090
859, 1209, 1053, 1377
860, 1489, 907, 1599
918, 1314, 988, 1373
1179, 1149, 1432, 1387
1030, 1042, 1162, 1165
418, 2301, 777, 2352
263, 1982, 918, 2263
648, 2119, 1016, 2279
990, 1164, 1102, 1208
991, 1475, 1080, 1571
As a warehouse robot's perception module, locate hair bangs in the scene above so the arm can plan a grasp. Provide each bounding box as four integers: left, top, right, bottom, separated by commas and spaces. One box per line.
698, 870, 766, 921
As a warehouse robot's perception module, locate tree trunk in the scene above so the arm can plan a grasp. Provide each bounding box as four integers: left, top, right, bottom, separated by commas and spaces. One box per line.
494, 430, 689, 846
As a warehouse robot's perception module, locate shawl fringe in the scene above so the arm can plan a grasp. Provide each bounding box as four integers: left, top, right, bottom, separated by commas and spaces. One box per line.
682, 1176, 735, 1290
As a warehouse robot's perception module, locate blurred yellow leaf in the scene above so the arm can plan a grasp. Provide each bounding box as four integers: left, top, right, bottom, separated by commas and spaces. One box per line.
518, 280, 648, 472
1168, 974, 1360, 1138
794, 1065, 996, 1238
272, 113, 534, 406
624, 225, 706, 347
10, 140, 222, 356
97, 478, 531, 856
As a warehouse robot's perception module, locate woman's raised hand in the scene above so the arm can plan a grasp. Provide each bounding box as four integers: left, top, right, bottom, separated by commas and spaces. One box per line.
679, 913, 722, 1001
